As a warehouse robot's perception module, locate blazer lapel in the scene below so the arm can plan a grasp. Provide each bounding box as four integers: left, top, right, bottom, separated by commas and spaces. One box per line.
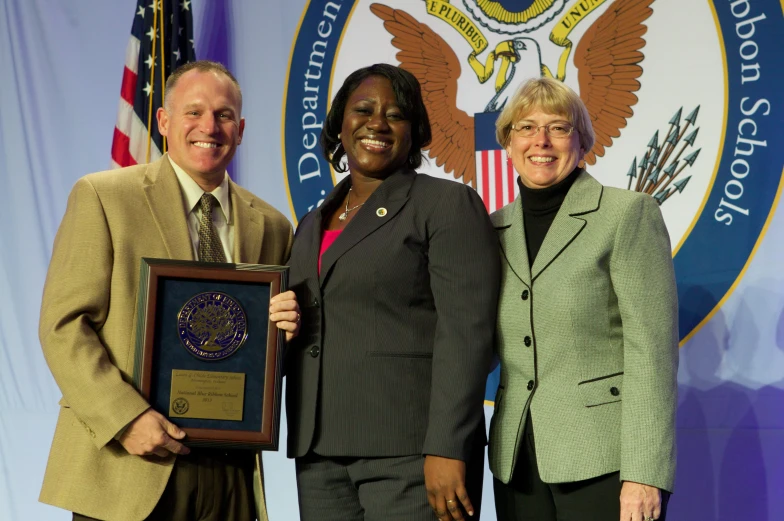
231, 180, 265, 264
318, 169, 415, 286
302, 180, 347, 297
492, 198, 532, 288
142, 156, 194, 261
530, 171, 602, 281
304, 215, 322, 298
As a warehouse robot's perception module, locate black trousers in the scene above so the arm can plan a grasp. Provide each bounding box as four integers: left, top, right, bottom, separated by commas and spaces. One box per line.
296, 444, 485, 521
73, 449, 256, 521
494, 415, 669, 521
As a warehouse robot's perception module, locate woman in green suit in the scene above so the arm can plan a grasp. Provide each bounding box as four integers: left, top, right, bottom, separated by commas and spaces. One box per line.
488, 77, 678, 521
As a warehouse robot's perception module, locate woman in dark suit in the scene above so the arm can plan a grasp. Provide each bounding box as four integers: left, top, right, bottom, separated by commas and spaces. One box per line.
285, 64, 500, 521
488, 77, 678, 521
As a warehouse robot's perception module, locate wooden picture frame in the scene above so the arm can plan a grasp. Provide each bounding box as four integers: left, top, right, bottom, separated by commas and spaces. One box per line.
133, 258, 287, 450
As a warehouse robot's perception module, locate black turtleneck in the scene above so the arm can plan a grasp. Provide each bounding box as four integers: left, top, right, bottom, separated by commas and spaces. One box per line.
518, 168, 581, 265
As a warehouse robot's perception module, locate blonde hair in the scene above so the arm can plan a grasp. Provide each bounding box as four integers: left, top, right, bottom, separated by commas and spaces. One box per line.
495, 77, 594, 153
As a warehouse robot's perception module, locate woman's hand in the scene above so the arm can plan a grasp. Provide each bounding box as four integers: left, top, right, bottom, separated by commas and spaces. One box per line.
424, 455, 474, 520
620, 481, 662, 521
269, 290, 300, 342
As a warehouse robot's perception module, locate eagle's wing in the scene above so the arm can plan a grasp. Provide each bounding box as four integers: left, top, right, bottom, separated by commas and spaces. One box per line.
574, 0, 654, 164
370, 4, 476, 185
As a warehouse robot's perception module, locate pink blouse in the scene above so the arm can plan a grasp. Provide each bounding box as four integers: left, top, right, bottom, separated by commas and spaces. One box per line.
318, 229, 342, 274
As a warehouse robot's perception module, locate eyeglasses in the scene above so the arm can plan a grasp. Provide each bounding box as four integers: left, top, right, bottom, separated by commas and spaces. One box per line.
510, 122, 576, 139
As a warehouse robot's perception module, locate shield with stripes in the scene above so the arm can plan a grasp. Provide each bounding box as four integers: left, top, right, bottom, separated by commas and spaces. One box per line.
474, 112, 519, 214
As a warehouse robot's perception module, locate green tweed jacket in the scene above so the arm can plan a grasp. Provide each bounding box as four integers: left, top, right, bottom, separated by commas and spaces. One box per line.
488, 171, 678, 492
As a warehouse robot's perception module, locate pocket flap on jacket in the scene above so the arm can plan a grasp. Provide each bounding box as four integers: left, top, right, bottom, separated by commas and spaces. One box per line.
577, 372, 623, 407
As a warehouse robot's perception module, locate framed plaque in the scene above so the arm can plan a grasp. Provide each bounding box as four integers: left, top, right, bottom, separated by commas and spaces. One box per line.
133, 258, 288, 450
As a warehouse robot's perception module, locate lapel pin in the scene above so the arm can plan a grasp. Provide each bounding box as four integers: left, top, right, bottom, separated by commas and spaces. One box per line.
376, 207, 388, 217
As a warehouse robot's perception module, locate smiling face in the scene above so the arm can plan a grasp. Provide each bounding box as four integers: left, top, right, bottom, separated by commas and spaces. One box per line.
157, 69, 245, 185
340, 76, 412, 179
505, 109, 585, 189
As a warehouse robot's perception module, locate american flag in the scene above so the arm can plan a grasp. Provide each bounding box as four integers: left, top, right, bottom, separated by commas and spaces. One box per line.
111, 0, 195, 168
473, 112, 519, 213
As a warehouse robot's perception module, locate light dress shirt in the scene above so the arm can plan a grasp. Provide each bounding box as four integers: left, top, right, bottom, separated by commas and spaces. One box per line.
169, 157, 235, 262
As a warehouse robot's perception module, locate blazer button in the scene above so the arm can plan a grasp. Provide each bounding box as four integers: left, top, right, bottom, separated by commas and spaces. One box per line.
527, 380, 534, 391
524, 336, 532, 347
610, 386, 620, 396
312, 299, 319, 307
309, 346, 320, 358
521, 290, 529, 300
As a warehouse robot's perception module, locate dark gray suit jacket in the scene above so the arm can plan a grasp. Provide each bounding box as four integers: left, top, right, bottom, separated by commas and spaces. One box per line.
285, 169, 500, 461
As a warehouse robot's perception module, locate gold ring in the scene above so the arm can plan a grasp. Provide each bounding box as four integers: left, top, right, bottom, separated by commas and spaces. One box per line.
446, 499, 456, 504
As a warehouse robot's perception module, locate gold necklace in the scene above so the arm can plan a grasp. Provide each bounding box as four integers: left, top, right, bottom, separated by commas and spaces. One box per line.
338, 188, 365, 221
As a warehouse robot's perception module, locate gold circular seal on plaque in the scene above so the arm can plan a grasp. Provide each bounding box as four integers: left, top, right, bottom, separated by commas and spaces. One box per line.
177, 292, 248, 361
172, 397, 190, 415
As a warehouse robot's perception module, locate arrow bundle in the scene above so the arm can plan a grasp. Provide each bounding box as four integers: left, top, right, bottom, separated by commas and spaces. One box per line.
626, 106, 702, 205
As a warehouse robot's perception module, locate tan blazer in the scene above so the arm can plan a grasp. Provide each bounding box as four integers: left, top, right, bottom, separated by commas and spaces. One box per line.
488, 172, 679, 492
38, 156, 293, 521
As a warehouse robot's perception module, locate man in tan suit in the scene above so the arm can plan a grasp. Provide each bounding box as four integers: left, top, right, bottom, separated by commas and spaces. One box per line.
38, 61, 300, 521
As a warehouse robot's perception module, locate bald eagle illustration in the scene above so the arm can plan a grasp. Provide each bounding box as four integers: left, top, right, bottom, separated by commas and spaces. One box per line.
370, 0, 654, 186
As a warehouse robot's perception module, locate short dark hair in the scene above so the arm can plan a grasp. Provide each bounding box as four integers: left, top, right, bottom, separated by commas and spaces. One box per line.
164, 60, 242, 111
320, 63, 432, 172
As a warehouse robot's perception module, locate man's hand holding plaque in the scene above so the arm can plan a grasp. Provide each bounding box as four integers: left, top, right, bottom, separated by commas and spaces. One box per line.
119, 408, 191, 457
